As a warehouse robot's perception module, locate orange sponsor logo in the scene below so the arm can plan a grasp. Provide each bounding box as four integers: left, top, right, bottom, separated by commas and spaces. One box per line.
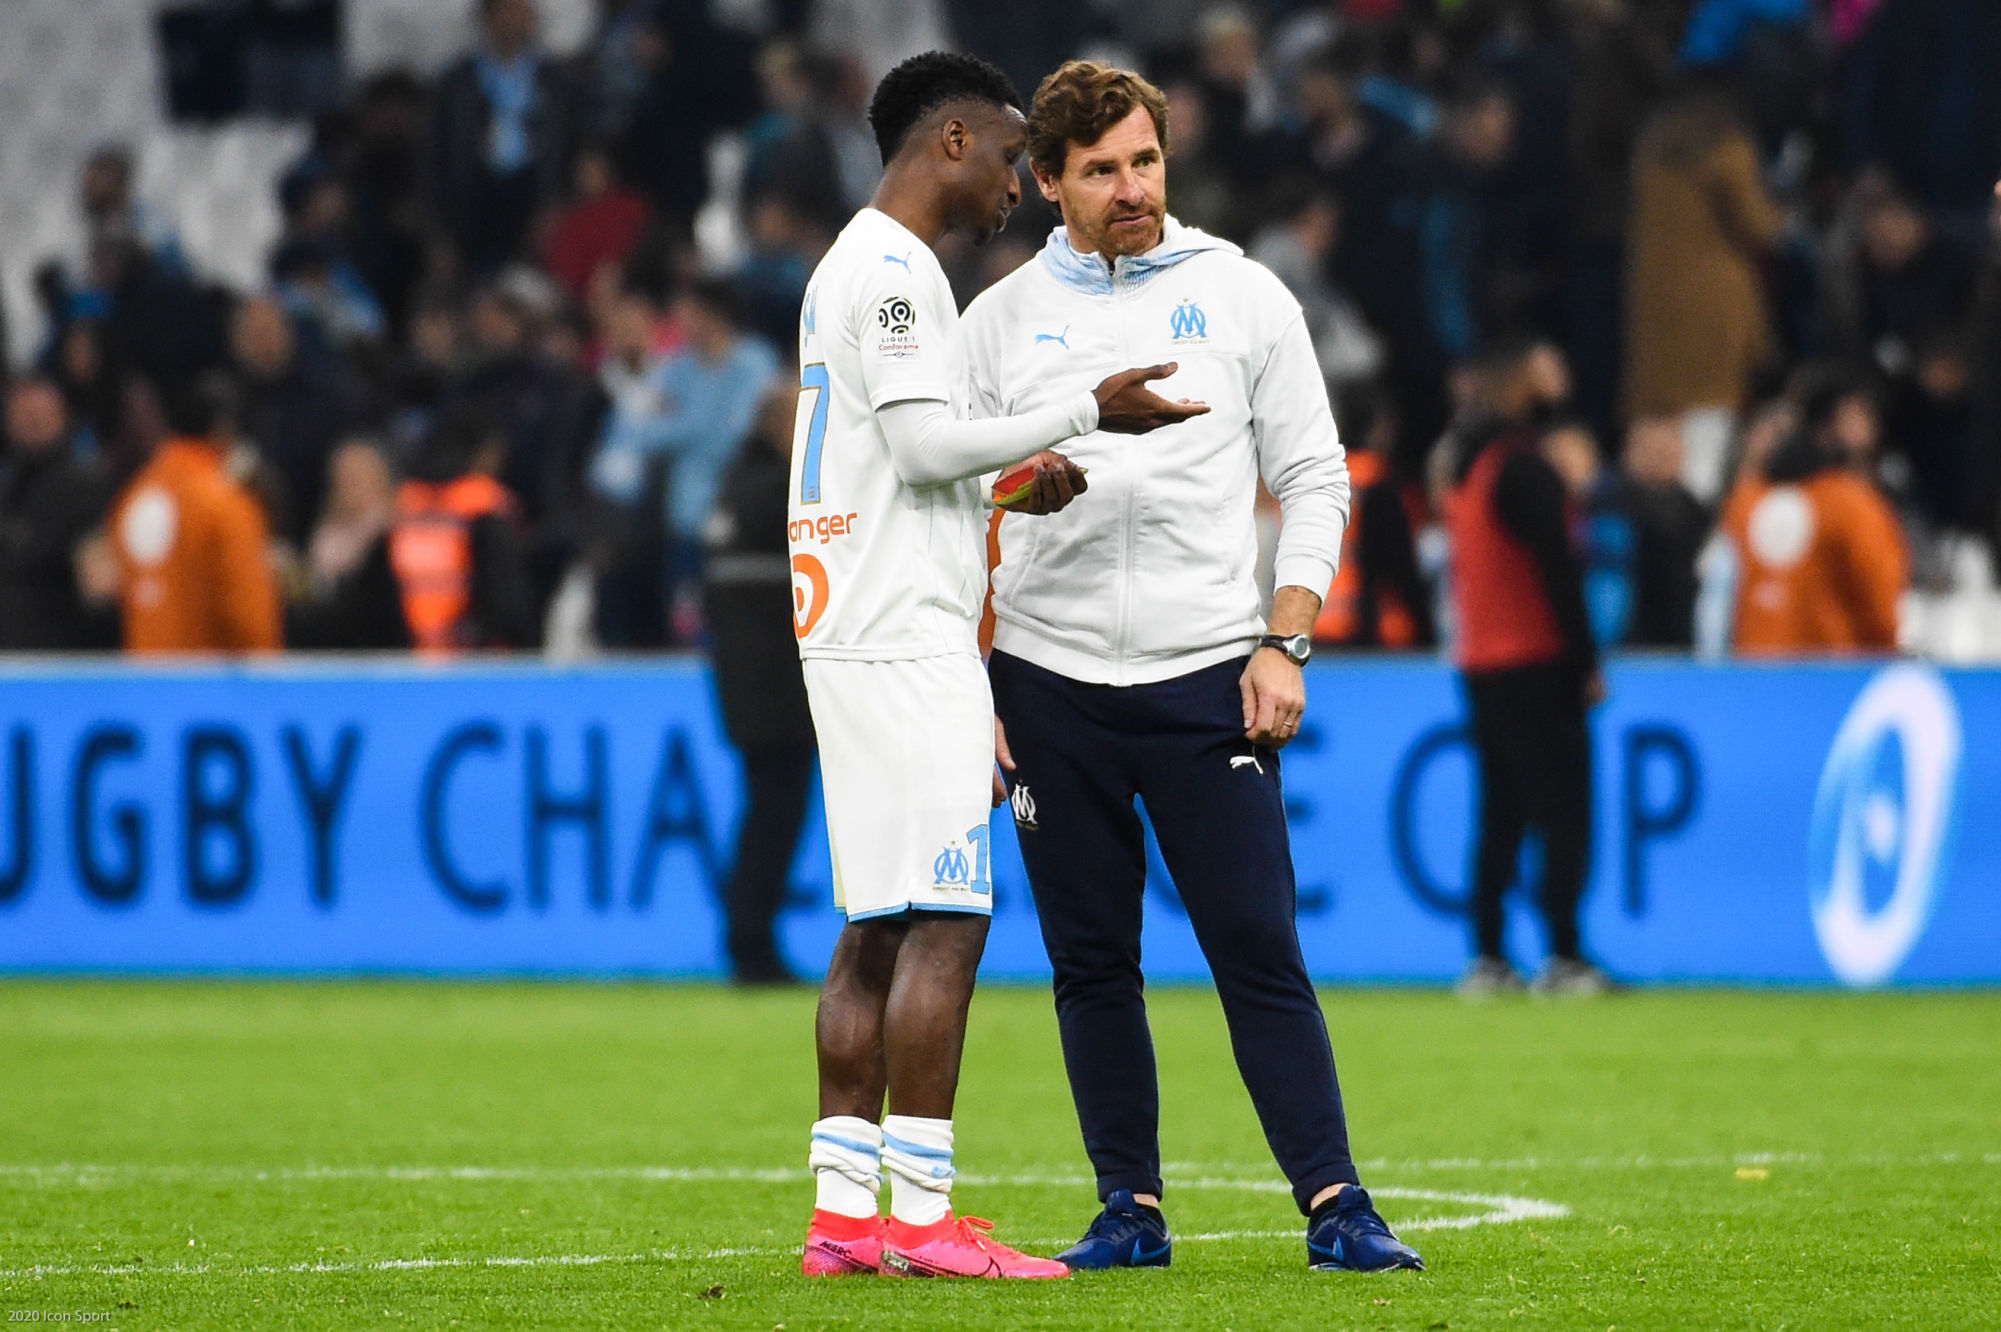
789, 512, 859, 545
792, 553, 830, 638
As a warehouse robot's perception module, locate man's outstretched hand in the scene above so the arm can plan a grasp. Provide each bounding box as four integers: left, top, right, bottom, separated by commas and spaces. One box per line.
1094, 363, 1211, 434
995, 450, 1088, 514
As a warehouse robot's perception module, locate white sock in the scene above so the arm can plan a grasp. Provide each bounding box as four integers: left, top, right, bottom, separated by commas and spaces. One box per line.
882, 1114, 954, 1227
808, 1116, 881, 1219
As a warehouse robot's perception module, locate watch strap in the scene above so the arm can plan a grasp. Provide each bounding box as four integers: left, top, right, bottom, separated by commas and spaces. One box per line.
1258, 633, 1310, 664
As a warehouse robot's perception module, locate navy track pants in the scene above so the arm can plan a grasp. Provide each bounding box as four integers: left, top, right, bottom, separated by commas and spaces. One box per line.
989, 649, 1360, 1215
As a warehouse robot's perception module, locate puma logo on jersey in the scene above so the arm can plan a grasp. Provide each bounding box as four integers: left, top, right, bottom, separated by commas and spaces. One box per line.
1231, 755, 1263, 774
883, 251, 912, 271
1035, 326, 1070, 348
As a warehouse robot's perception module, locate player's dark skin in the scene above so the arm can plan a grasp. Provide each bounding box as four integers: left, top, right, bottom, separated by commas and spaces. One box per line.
816, 98, 1206, 1124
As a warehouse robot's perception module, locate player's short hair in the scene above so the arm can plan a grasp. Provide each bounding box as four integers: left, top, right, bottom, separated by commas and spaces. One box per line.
1027, 61, 1170, 180
867, 51, 1021, 166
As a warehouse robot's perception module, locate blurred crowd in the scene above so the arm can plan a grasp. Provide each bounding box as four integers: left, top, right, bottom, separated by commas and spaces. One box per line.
3, 0, 1999, 659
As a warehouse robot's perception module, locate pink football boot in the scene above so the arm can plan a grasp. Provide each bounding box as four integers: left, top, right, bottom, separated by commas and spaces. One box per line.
878, 1215, 1070, 1279
802, 1209, 885, 1276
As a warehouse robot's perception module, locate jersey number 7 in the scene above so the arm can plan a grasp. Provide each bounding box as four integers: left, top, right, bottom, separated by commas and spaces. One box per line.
796, 362, 830, 504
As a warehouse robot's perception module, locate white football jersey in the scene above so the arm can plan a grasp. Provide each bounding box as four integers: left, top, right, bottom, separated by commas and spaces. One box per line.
788, 208, 988, 660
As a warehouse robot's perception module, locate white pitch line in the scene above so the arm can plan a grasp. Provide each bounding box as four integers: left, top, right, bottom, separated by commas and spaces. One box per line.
5, 1152, 1997, 1187
0, 1247, 778, 1280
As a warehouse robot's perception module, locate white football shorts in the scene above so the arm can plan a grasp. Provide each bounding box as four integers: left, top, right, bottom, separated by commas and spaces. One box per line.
802, 653, 998, 920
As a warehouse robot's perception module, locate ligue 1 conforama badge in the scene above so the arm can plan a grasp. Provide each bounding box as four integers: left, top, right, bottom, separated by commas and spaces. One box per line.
874, 296, 920, 359
1807, 663, 1962, 987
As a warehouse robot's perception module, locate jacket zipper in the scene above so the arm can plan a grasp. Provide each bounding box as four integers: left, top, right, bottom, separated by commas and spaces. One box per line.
1111, 260, 1137, 686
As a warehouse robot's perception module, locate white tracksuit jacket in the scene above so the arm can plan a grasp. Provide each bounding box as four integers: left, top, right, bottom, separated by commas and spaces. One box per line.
962, 218, 1350, 686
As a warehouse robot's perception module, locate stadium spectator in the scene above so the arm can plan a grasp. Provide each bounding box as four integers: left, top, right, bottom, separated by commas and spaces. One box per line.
389, 412, 539, 655
0, 377, 112, 650
108, 374, 282, 655
1563, 0, 1678, 433
48, 318, 127, 466
1152, 77, 1242, 242
1888, 332, 1991, 537
270, 237, 387, 361
1312, 390, 1432, 651
1288, 47, 1432, 441
1625, 78, 1785, 505
274, 160, 388, 349
342, 71, 431, 342
1544, 417, 1706, 649
1621, 416, 1710, 648
1444, 341, 1608, 996
430, 0, 577, 277
540, 144, 650, 304
232, 295, 365, 544
1543, 420, 1641, 649
578, 0, 664, 142
87, 232, 234, 395
288, 439, 411, 651
1720, 373, 1909, 653
588, 277, 780, 645
75, 145, 186, 278
705, 382, 814, 986
1188, 4, 1285, 189
447, 274, 599, 533
743, 48, 879, 234
1248, 187, 1384, 402
736, 194, 831, 353
1411, 79, 1519, 372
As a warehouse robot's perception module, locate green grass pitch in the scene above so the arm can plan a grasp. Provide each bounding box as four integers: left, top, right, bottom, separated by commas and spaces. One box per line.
1, 982, 1995, 1329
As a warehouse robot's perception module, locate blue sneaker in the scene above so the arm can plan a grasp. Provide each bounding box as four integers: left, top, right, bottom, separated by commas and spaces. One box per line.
1054, 1190, 1173, 1270
1306, 1186, 1425, 1272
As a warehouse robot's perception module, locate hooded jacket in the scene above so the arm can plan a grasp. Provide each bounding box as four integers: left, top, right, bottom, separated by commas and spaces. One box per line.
962, 220, 1351, 685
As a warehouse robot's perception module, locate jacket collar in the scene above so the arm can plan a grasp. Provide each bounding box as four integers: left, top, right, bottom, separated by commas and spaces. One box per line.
1036, 216, 1239, 295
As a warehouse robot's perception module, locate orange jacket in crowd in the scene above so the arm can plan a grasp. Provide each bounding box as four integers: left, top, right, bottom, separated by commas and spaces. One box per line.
1720, 453, 1907, 655
110, 437, 282, 654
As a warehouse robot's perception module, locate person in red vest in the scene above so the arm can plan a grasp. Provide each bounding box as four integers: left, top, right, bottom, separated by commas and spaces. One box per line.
389, 411, 539, 654
1443, 340, 1609, 997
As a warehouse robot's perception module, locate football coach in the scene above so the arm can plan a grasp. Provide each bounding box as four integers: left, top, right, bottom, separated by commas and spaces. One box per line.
962, 61, 1422, 1275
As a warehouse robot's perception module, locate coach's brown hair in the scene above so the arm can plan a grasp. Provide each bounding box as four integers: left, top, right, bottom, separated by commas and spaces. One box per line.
1026, 60, 1170, 179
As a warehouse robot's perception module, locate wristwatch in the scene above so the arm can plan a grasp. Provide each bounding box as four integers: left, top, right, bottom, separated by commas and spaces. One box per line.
1258, 633, 1312, 666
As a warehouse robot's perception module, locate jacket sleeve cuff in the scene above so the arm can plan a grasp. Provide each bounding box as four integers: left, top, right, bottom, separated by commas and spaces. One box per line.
1069, 388, 1100, 435
1273, 553, 1337, 602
